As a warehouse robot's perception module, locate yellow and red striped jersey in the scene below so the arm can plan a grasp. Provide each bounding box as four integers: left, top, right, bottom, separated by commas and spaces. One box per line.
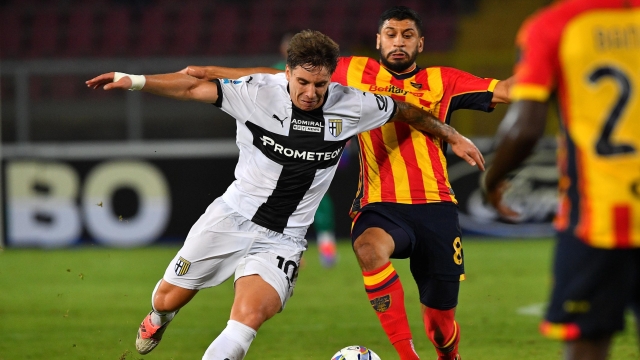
512, 0, 640, 249
331, 56, 498, 216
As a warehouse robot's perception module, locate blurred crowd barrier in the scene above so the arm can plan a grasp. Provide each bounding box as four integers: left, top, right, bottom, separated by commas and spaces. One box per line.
2, 139, 557, 248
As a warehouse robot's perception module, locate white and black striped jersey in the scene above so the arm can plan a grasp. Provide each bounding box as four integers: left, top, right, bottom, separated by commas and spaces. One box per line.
213, 73, 395, 237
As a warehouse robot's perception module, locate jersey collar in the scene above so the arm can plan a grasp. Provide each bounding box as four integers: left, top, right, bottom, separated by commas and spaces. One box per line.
380, 62, 421, 80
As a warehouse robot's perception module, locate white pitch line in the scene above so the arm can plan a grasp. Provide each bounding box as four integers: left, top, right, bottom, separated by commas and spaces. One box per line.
516, 303, 547, 317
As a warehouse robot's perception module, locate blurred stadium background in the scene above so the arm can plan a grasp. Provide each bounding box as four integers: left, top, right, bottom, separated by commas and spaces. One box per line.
0, 0, 559, 248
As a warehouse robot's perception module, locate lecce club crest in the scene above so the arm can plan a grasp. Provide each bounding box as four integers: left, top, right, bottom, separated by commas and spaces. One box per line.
328, 119, 343, 137
370, 294, 391, 312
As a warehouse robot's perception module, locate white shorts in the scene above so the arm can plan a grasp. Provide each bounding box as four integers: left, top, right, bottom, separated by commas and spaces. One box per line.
162, 197, 307, 308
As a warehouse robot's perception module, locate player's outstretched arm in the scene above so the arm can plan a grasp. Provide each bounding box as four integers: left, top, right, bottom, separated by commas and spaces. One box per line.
492, 76, 514, 104
482, 99, 548, 219
85, 72, 219, 103
390, 101, 485, 171
179, 65, 282, 80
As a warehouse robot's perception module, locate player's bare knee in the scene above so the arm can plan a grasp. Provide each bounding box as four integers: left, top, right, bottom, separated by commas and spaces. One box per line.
354, 234, 390, 270
352, 239, 373, 259
231, 304, 271, 330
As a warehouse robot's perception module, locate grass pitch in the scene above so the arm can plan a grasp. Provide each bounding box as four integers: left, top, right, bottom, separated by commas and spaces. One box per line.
0, 238, 637, 359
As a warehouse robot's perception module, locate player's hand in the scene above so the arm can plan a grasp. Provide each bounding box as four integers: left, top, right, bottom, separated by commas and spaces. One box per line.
179, 66, 211, 80
449, 134, 485, 171
482, 178, 520, 221
86, 72, 132, 90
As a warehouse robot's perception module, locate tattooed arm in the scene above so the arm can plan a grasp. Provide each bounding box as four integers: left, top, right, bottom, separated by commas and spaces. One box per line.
390, 100, 485, 170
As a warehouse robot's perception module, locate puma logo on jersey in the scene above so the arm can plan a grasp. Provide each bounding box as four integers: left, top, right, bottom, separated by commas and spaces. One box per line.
246, 76, 253, 84
259, 135, 342, 161
272, 114, 288, 127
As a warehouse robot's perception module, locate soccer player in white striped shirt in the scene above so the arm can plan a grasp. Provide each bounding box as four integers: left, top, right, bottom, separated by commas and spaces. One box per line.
86, 30, 484, 360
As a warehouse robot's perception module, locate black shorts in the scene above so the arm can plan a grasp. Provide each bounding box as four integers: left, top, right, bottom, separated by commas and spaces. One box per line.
543, 231, 640, 340
351, 202, 464, 282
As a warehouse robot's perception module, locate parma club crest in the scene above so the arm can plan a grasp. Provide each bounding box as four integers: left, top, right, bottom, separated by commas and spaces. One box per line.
328, 119, 343, 137
174, 257, 191, 276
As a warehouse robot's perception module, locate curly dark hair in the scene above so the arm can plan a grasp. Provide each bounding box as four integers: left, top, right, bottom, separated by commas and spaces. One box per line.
378, 6, 423, 36
286, 30, 340, 74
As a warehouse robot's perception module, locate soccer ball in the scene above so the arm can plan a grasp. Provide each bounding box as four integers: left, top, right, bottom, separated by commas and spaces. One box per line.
331, 345, 381, 360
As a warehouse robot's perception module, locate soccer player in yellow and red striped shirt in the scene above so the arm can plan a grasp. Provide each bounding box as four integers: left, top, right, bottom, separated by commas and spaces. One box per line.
182, 7, 510, 358
332, 53, 499, 211
484, 1, 640, 359
339, 7, 510, 360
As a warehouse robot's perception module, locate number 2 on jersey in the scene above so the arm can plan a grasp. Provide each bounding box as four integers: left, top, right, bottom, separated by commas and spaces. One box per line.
589, 66, 635, 156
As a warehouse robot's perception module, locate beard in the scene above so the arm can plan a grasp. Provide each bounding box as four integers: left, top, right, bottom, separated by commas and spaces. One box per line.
380, 49, 418, 73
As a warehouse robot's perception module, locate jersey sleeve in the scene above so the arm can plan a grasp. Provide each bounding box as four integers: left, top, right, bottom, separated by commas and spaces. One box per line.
331, 56, 351, 85
440, 67, 498, 112
358, 91, 396, 133
213, 74, 260, 122
510, 11, 560, 102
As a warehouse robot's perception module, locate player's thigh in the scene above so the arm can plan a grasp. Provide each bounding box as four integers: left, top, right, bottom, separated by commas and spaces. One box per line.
408, 202, 463, 280
162, 198, 255, 290
234, 227, 305, 311
543, 232, 640, 340
351, 205, 415, 259
235, 249, 303, 311
408, 202, 463, 305
231, 275, 283, 328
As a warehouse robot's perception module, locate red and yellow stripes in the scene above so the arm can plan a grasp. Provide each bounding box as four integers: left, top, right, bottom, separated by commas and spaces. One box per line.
355, 124, 453, 208
333, 57, 462, 213
363, 262, 399, 294
613, 205, 632, 248
440, 321, 459, 350
510, 1, 640, 249
539, 321, 581, 341
555, 129, 640, 249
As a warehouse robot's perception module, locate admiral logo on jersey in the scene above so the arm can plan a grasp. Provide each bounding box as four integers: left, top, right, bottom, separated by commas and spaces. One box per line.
214, 73, 395, 234
291, 118, 323, 133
